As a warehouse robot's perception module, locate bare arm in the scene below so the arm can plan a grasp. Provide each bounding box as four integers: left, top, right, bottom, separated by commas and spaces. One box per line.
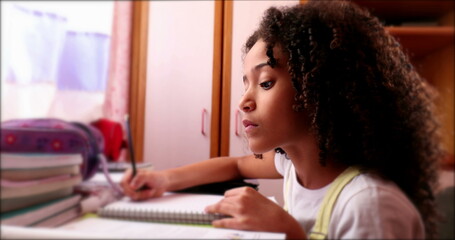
120, 150, 281, 200
166, 150, 280, 191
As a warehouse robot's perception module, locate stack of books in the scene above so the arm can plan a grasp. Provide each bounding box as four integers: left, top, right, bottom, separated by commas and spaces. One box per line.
1, 152, 84, 227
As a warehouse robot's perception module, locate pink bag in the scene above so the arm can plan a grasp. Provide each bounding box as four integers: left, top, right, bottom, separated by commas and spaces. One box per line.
1, 118, 104, 181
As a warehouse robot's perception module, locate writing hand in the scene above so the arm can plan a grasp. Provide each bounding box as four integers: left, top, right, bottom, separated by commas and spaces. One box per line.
120, 168, 168, 201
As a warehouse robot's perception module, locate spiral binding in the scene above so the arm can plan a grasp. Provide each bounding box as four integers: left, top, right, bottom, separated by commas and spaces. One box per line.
98, 207, 228, 225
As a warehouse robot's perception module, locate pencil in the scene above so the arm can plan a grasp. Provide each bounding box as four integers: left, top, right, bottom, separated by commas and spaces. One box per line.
125, 115, 137, 177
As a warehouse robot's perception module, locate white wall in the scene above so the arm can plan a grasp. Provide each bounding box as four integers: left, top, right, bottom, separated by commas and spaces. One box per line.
143, 1, 214, 170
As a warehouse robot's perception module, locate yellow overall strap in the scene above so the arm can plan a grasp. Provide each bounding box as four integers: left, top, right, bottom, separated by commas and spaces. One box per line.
309, 166, 361, 240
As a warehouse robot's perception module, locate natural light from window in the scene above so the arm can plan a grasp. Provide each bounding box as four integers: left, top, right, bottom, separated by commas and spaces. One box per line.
1, 1, 114, 122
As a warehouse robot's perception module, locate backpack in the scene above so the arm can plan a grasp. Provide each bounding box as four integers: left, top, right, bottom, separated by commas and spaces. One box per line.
1, 118, 104, 181
90, 118, 125, 162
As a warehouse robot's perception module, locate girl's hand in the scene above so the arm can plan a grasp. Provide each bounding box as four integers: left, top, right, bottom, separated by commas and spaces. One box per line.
120, 168, 168, 201
205, 187, 306, 239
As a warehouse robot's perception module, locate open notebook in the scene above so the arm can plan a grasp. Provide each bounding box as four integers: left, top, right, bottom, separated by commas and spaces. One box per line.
97, 192, 229, 225
1, 192, 285, 239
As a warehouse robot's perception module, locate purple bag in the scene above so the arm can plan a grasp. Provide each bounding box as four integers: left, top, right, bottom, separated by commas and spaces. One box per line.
1, 118, 104, 180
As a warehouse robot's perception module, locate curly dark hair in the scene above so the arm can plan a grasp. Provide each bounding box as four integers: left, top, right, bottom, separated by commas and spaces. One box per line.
244, 1, 443, 238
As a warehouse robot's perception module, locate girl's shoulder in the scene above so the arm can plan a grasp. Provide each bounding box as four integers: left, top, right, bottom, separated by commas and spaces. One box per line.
339, 172, 414, 210
328, 172, 424, 239
344, 172, 402, 197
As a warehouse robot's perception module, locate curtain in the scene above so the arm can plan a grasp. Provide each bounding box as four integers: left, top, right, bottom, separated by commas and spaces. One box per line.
1, 2, 114, 123
1, 4, 67, 120
103, 1, 133, 124
102, 1, 133, 162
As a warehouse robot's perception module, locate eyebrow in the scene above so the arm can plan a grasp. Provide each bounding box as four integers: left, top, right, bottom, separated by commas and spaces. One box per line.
242, 62, 270, 83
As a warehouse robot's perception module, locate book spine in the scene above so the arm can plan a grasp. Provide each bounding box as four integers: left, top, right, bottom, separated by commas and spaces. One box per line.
32, 206, 81, 228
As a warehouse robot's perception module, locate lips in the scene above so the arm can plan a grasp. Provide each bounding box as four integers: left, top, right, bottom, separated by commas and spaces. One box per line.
242, 120, 258, 133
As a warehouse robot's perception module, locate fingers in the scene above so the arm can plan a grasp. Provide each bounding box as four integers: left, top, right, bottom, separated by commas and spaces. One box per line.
129, 188, 158, 201
206, 197, 247, 231
130, 173, 147, 190
212, 218, 248, 230
120, 169, 150, 200
120, 169, 133, 188
123, 183, 158, 201
120, 169, 139, 191
205, 197, 236, 216
120, 168, 169, 201
224, 186, 257, 197
120, 169, 135, 195
205, 187, 257, 216
206, 186, 282, 232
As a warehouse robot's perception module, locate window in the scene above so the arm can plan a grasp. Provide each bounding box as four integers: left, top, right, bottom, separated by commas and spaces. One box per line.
1, 1, 114, 122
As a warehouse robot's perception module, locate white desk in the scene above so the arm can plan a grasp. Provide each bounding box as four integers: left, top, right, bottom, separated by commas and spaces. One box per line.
1, 172, 286, 239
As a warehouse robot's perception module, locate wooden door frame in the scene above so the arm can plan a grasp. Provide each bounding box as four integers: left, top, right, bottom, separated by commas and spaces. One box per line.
130, 1, 226, 161
129, 1, 149, 162
215, 0, 234, 157
130, 1, 238, 160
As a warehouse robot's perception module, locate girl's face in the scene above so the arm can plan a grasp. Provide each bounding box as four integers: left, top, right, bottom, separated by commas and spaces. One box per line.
239, 39, 309, 154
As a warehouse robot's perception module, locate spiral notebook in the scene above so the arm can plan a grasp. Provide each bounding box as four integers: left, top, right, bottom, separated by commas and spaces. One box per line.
97, 192, 229, 225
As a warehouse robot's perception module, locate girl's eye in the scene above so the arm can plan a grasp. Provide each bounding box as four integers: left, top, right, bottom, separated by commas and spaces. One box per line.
259, 81, 274, 90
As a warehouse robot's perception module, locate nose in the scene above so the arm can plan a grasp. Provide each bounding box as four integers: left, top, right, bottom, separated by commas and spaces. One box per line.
238, 93, 256, 113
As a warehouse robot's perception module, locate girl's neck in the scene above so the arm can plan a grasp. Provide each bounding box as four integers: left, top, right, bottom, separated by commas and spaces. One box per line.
282, 136, 347, 190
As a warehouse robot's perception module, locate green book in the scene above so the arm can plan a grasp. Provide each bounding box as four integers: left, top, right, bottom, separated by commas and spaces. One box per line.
1, 194, 81, 226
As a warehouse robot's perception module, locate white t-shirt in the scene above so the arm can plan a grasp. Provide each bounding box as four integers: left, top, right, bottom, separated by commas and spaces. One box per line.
274, 153, 425, 239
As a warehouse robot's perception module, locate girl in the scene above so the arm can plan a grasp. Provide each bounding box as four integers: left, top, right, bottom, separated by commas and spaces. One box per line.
121, 1, 442, 239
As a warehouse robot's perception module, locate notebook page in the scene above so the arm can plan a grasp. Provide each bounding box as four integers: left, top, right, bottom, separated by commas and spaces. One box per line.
103, 192, 224, 213
1, 225, 108, 239
59, 217, 286, 239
